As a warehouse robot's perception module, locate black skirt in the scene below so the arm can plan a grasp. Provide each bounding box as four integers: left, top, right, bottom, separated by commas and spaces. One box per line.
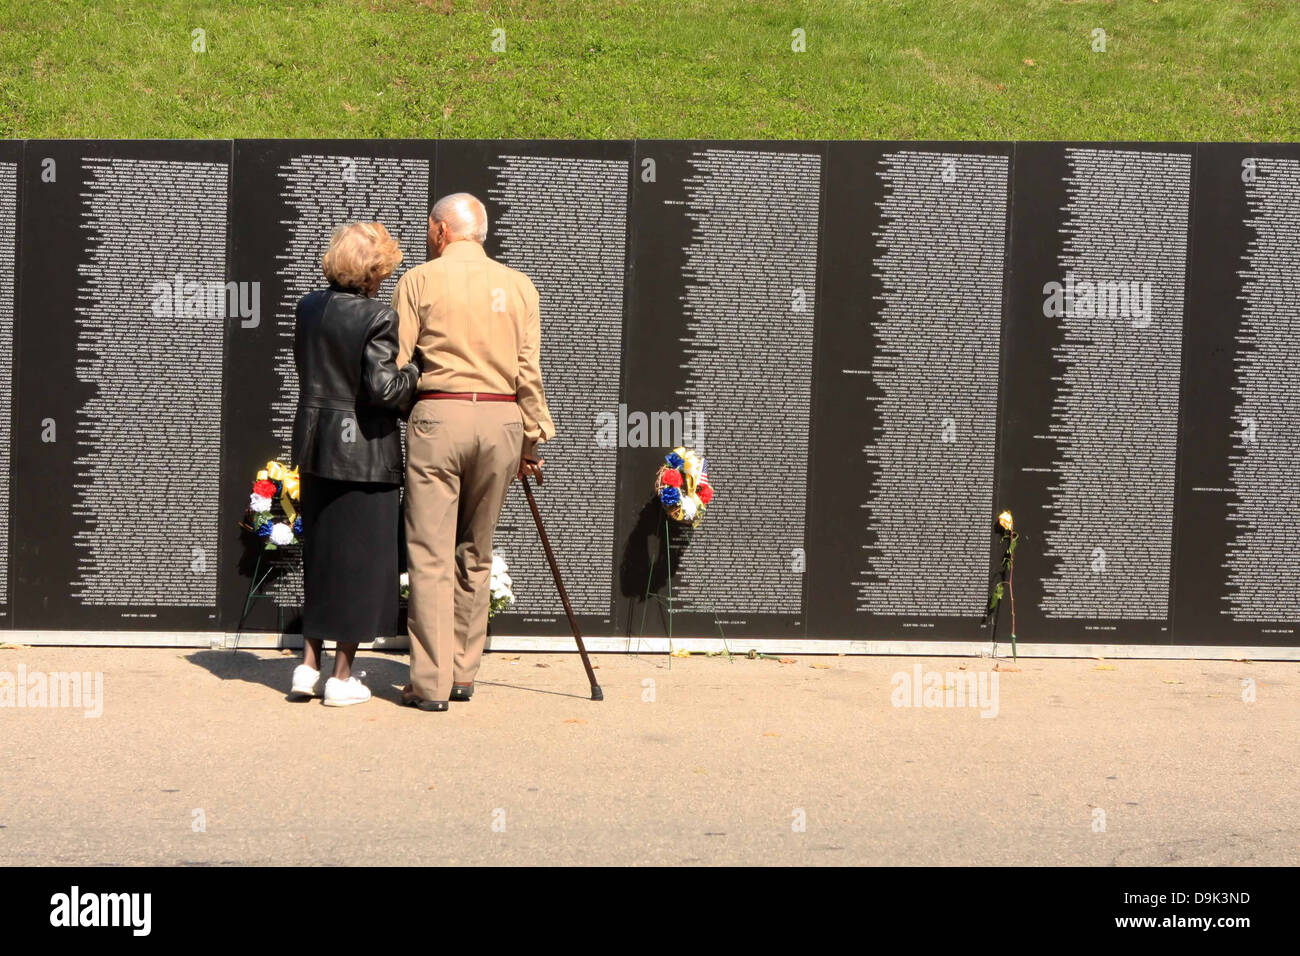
300, 472, 400, 644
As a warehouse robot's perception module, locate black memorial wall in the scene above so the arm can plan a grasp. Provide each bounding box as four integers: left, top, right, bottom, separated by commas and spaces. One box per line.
0, 139, 1297, 647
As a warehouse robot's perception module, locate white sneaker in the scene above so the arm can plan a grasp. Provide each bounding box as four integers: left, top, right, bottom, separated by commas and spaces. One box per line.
290, 664, 321, 698
323, 673, 372, 707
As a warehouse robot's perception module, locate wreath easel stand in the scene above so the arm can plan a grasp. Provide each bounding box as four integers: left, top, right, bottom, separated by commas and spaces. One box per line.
233, 546, 298, 649
633, 513, 731, 664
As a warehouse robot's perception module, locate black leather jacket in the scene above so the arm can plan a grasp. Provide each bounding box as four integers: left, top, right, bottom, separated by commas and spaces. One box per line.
292, 286, 419, 485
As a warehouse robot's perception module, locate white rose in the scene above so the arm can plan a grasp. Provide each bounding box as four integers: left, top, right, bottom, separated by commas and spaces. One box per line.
269, 522, 295, 546
399, 572, 409, 588
249, 493, 272, 513
680, 494, 698, 520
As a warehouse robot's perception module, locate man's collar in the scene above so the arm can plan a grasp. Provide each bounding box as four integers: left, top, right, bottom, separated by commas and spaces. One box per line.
440, 240, 486, 260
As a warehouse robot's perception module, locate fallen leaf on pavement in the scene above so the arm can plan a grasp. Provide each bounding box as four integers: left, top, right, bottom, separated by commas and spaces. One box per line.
809, 663, 831, 669
1094, 664, 1117, 671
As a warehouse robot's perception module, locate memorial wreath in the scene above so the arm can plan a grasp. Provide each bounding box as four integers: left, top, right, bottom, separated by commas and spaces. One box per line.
655, 446, 714, 528
240, 460, 302, 549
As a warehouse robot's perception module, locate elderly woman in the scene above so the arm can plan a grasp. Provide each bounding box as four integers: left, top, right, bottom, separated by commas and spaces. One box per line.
289, 222, 420, 706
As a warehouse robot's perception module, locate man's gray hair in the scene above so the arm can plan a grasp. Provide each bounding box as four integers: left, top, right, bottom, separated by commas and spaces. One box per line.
430, 192, 489, 244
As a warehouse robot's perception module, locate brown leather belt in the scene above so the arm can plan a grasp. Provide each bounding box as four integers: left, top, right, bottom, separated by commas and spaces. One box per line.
418, 391, 517, 403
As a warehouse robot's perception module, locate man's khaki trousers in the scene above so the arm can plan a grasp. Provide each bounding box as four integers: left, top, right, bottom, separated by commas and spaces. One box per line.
405, 397, 523, 702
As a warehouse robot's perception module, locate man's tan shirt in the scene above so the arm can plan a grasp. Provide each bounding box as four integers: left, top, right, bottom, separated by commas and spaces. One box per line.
393, 240, 556, 458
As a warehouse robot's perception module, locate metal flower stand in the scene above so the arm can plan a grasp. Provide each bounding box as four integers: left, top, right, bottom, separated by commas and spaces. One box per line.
634, 514, 731, 662
233, 547, 299, 648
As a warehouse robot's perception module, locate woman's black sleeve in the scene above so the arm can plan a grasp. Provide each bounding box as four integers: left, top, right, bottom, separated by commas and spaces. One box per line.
361, 306, 419, 411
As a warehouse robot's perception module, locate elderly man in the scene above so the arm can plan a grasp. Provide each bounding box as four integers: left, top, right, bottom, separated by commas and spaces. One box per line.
394, 193, 555, 712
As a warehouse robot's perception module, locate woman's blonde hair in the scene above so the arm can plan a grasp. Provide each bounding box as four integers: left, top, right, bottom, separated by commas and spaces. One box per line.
321, 221, 403, 295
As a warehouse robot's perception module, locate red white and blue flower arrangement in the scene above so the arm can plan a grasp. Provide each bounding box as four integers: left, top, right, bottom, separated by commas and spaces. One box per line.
240, 460, 302, 549
655, 446, 714, 528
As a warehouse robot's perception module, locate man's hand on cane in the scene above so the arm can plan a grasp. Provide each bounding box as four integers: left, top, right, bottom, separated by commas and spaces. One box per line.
517, 455, 545, 485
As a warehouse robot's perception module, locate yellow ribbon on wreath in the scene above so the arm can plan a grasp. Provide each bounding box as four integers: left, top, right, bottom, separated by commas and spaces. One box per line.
260, 460, 301, 523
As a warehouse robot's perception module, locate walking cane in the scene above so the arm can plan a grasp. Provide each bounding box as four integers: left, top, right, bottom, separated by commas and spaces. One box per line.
519, 474, 604, 701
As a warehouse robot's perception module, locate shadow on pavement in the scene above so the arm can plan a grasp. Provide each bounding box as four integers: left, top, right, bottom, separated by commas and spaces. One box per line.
185, 649, 412, 704
184, 650, 591, 704
475, 678, 591, 701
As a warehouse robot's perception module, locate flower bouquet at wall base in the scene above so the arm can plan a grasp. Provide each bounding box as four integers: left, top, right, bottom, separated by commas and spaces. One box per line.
655, 447, 714, 529
985, 509, 1020, 659
402, 555, 513, 614
489, 550, 515, 618
410, 554, 513, 615
240, 460, 302, 550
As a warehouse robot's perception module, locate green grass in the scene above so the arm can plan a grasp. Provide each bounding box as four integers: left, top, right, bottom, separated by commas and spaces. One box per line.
2, 0, 1297, 140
